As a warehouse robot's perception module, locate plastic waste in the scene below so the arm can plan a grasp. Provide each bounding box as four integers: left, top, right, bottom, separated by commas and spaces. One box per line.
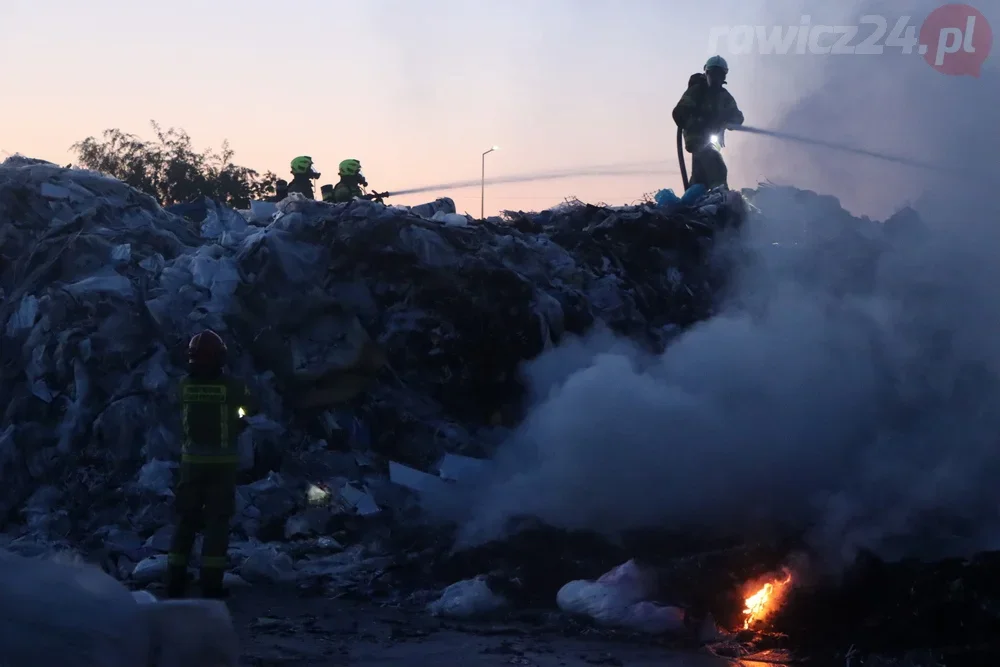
409, 197, 457, 219
556, 560, 686, 634
132, 553, 170, 584
679, 184, 707, 205
248, 200, 278, 224
427, 576, 509, 618
165, 198, 211, 223
431, 211, 469, 227
654, 189, 681, 207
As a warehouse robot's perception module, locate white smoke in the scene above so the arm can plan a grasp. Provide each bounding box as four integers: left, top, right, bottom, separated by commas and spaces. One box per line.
451, 0, 1000, 569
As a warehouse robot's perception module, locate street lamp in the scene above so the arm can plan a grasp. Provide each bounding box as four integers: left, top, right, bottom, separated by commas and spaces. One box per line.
481, 145, 499, 219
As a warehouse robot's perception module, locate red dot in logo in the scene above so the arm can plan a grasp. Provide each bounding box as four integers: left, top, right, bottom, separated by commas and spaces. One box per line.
919, 3, 992, 76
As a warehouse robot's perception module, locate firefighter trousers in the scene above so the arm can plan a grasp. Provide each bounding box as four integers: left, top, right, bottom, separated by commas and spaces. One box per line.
690, 146, 729, 190
167, 462, 237, 594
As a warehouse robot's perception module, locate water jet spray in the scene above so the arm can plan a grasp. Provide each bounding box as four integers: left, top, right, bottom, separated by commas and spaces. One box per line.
387, 162, 679, 198
730, 125, 959, 174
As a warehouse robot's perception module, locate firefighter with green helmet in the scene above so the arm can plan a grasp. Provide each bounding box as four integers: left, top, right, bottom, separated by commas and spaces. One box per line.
165, 329, 257, 599
287, 155, 321, 199
330, 159, 370, 203
672, 55, 744, 190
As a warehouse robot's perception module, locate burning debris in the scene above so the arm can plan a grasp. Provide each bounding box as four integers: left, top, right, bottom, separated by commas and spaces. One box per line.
742, 568, 793, 630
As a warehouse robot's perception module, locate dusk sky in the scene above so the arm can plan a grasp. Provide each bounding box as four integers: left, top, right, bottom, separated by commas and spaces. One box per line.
3, 0, 995, 217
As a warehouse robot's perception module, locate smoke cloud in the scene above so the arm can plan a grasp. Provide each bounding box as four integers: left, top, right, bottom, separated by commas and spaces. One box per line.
448, 1, 1000, 569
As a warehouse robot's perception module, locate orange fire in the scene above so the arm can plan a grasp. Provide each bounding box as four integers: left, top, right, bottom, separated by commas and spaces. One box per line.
742, 569, 793, 629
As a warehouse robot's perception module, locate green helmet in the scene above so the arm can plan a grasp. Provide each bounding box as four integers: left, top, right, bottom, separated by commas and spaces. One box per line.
339, 159, 362, 176
704, 55, 729, 73
290, 155, 314, 174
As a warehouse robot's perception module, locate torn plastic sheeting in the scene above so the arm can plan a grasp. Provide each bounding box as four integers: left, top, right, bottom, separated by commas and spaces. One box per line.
188, 249, 240, 293
240, 545, 296, 583
139, 253, 165, 273
134, 460, 176, 497
141, 347, 171, 392
255, 231, 327, 284
245, 414, 286, 435
143, 295, 171, 327
61, 271, 134, 299
337, 482, 380, 516
436, 453, 492, 482
388, 461, 449, 494
132, 554, 170, 585
288, 314, 375, 380
156, 265, 192, 294
397, 225, 461, 268
205, 263, 241, 314
199, 201, 249, 240
39, 182, 76, 200
249, 201, 278, 223
111, 243, 131, 263
5, 294, 39, 336
30, 379, 53, 403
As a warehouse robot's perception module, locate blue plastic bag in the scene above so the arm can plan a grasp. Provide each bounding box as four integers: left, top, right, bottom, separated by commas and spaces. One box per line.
679, 184, 706, 205
654, 189, 681, 207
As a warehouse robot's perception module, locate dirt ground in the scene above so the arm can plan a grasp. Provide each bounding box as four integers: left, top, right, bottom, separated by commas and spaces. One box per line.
226, 585, 777, 667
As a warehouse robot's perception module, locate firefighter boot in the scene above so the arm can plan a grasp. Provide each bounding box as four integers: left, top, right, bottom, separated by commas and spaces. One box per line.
165, 564, 188, 599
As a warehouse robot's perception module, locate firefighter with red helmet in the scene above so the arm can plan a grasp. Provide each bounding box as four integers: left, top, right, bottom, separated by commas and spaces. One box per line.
165, 329, 257, 599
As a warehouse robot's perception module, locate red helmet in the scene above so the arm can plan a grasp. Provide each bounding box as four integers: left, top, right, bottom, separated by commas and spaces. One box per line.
188, 329, 227, 367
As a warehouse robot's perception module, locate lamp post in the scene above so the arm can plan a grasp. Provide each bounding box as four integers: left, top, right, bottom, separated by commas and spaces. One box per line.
481, 145, 499, 219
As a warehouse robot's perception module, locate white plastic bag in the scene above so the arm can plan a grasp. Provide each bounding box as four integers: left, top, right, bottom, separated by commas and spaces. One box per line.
427, 576, 508, 618
556, 559, 686, 634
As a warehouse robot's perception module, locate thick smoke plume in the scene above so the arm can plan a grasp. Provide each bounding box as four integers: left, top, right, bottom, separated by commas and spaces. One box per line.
450, 1, 1000, 569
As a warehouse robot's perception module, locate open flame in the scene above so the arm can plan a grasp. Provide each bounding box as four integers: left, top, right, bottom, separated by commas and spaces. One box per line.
742, 568, 793, 629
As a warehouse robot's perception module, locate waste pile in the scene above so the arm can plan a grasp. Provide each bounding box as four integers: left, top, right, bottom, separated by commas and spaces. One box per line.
0, 155, 743, 569
2, 156, 997, 664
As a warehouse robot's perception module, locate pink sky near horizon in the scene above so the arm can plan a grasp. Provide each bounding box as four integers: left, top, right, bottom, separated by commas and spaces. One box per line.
3, 0, 995, 218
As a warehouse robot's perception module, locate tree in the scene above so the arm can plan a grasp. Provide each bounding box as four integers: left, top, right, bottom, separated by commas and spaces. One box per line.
71, 121, 278, 209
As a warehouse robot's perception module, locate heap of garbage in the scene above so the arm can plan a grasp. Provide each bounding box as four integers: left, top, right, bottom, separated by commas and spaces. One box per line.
2, 157, 997, 664
0, 156, 743, 561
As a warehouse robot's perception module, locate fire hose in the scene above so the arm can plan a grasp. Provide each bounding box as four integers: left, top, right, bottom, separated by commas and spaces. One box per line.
676, 127, 689, 192
363, 190, 391, 204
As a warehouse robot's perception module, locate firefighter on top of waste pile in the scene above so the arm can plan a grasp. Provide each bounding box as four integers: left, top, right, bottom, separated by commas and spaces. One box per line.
165, 329, 257, 600
672, 55, 744, 190
330, 159, 371, 203
286, 155, 321, 199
